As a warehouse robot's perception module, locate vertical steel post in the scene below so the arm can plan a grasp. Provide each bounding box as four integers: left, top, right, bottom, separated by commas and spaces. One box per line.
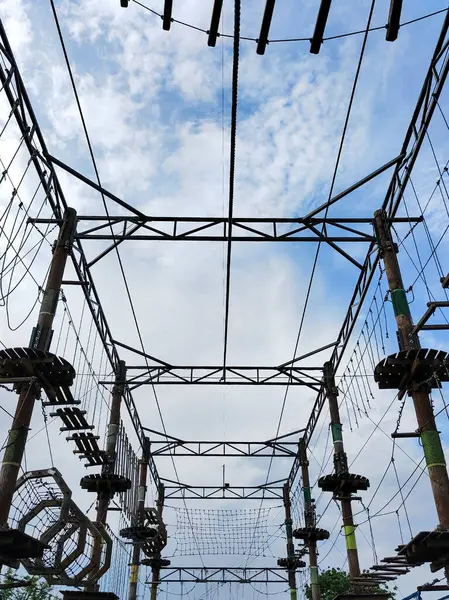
323, 362, 361, 579
374, 209, 449, 527
0, 208, 77, 527
128, 458, 148, 600
300, 439, 321, 600
283, 483, 297, 600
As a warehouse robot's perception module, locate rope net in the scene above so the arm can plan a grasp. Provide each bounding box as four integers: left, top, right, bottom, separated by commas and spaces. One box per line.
172, 507, 273, 556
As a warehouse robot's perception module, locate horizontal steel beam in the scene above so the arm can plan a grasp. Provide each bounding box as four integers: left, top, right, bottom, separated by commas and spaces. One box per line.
144, 427, 303, 457
153, 566, 289, 584
162, 481, 285, 500
100, 366, 322, 389
31, 215, 419, 241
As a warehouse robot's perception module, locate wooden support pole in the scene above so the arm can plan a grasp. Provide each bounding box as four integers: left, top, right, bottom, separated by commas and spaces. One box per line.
300, 439, 321, 600
283, 483, 297, 600
374, 209, 449, 528
128, 459, 148, 600
87, 361, 126, 591
323, 362, 361, 580
0, 208, 77, 527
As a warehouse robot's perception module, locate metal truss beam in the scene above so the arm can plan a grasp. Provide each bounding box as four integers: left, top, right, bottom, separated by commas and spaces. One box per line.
101, 365, 322, 389
144, 427, 303, 457
153, 567, 289, 584
34, 152, 412, 271
162, 479, 285, 500
101, 340, 324, 389
31, 213, 419, 271
289, 9, 449, 489
0, 19, 161, 490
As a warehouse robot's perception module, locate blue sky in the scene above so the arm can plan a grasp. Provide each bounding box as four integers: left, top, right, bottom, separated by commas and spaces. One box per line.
1, 0, 449, 598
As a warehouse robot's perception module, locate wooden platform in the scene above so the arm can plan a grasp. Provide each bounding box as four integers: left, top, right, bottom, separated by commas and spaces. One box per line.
292, 526, 329, 542
318, 473, 370, 494
0, 529, 49, 565
374, 349, 449, 391
396, 529, 449, 571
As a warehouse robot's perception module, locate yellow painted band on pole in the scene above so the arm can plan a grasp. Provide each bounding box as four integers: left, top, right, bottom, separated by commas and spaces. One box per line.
427, 463, 447, 468
344, 525, 357, 550
290, 589, 297, 600
130, 565, 138, 584
1, 461, 20, 467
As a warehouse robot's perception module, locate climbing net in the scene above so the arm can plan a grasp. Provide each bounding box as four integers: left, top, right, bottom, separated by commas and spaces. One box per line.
172, 507, 274, 556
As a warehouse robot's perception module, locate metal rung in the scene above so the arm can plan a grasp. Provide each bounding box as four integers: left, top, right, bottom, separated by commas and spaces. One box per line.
413, 301, 449, 334
391, 432, 420, 438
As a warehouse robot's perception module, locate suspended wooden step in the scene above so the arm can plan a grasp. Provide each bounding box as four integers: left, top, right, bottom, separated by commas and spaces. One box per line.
50, 406, 94, 431
371, 565, 409, 575
66, 433, 111, 467
41, 384, 79, 407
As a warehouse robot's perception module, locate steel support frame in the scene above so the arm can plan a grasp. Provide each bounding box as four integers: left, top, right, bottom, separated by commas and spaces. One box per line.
152, 567, 289, 584
37, 152, 408, 271
144, 427, 303, 457
162, 479, 286, 500
288, 9, 449, 489
101, 366, 322, 389
1, 4, 448, 503
0, 20, 160, 490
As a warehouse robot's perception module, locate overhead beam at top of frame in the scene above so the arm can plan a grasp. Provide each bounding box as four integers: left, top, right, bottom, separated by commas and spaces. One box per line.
386, 0, 403, 42
163, 0, 173, 31
257, 0, 276, 55
208, 0, 224, 47
310, 0, 332, 54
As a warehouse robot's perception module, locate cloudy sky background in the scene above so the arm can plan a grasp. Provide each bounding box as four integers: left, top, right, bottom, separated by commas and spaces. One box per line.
1, 0, 449, 598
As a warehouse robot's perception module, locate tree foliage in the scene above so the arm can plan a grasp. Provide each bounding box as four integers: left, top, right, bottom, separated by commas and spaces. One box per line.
305, 567, 397, 600
2, 569, 54, 599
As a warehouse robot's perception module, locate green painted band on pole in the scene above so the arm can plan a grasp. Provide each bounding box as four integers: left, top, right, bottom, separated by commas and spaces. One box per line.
310, 566, 319, 584
421, 430, 446, 468
303, 486, 311, 503
391, 288, 411, 318
331, 423, 343, 443
344, 525, 357, 550
286, 522, 292, 538
290, 589, 297, 600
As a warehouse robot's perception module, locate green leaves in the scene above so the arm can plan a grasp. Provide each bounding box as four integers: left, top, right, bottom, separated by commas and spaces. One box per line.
2, 569, 54, 599
304, 567, 397, 600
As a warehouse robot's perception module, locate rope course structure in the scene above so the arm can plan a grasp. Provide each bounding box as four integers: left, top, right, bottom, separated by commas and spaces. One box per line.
172, 508, 274, 557
1, 0, 449, 599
